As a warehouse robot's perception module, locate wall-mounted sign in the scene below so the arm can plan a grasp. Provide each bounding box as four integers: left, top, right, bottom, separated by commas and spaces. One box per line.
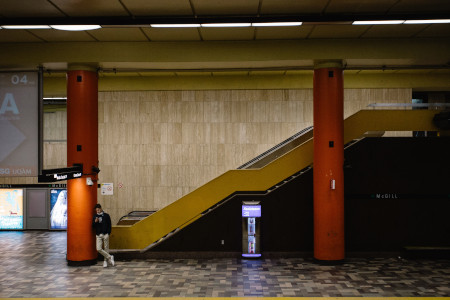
38, 165, 83, 182
101, 183, 113, 195
242, 205, 261, 217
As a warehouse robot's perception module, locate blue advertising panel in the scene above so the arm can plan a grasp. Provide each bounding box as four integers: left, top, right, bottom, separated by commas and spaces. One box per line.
50, 189, 67, 229
0, 188, 23, 229
242, 205, 261, 217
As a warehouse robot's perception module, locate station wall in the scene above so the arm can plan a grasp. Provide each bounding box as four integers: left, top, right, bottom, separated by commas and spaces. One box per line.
0, 88, 411, 224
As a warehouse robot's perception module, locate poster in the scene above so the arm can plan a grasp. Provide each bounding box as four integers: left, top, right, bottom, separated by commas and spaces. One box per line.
0, 72, 39, 177
50, 189, 67, 229
0, 189, 23, 229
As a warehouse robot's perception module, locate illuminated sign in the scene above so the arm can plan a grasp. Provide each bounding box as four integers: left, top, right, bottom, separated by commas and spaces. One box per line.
242, 205, 261, 217
50, 189, 67, 230
38, 165, 83, 182
0, 189, 23, 230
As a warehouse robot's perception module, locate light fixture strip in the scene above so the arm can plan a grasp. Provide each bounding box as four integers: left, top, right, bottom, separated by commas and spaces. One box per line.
353, 20, 405, 25
201, 23, 252, 27
50, 25, 101, 31
1, 19, 448, 30
252, 22, 302, 27
1, 25, 51, 29
403, 19, 450, 24
151, 24, 201, 28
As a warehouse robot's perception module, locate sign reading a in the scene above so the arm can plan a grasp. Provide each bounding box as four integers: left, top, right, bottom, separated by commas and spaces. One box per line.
0, 72, 39, 177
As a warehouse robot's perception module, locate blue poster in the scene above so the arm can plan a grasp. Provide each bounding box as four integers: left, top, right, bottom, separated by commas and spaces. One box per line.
50, 189, 67, 229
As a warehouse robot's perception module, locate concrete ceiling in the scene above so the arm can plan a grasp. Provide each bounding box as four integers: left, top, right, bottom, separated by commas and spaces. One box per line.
0, 0, 450, 74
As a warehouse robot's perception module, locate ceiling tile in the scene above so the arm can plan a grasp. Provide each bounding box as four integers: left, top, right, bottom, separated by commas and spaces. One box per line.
192, 0, 259, 15
325, 0, 397, 14
416, 24, 450, 37
260, 0, 329, 14
142, 28, 201, 41
360, 24, 429, 38
0, 0, 65, 18
200, 27, 255, 41
121, 0, 193, 16
0, 29, 43, 42
30, 29, 97, 42
255, 26, 312, 40
50, 0, 129, 17
89, 28, 149, 41
389, 0, 450, 13
308, 24, 369, 38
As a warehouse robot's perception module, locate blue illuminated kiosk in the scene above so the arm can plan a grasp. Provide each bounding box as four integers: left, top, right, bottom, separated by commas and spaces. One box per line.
242, 201, 261, 258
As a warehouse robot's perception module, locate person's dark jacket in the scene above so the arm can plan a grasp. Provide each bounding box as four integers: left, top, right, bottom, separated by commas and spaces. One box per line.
92, 212, 112, 235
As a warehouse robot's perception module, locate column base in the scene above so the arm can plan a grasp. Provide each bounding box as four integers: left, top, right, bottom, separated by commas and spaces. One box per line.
313, 257, 346, 265
67, 258, 97, 267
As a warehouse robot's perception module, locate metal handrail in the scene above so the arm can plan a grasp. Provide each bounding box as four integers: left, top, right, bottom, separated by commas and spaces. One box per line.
237, 126, 313, 169
368, 103, 450, 108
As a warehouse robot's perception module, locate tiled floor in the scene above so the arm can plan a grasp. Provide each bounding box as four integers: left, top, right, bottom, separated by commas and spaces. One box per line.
0, 231, 449, 298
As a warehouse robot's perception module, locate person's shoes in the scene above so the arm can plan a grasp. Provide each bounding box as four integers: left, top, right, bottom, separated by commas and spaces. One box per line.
109, 255, 115, 267
103, 260, 108, 268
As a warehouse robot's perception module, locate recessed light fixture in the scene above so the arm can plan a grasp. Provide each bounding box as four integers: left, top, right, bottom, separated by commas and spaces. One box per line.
252, 22, 302, 27
43, 97, 67, 100
201, 23, 252, 27
404, 19, 450, 24
51, 25, 101, 31
352, 20, 404, 25
2, 25, 51, 29
151, 24, 201, 28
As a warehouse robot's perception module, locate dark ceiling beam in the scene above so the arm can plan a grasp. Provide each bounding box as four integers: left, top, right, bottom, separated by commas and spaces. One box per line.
1, 13, 449, 25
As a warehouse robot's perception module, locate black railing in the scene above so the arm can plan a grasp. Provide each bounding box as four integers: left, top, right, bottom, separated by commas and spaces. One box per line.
237, 126, 313, 169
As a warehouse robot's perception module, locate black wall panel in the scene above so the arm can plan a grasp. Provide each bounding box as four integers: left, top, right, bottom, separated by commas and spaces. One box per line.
152, 137, 450, 253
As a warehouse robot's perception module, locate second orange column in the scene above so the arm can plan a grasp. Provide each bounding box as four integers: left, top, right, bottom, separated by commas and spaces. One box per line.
313, 61, 345, 261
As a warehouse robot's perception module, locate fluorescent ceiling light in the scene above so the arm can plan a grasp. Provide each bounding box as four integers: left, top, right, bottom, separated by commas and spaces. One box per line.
252, 22, 302, 27
2, 25, 51, 29
151, 24, 201, 28
201, 23, 251, 27
43, 97, 67, 100
404, 19, 450, 24
51, 25, 101, 31
353, 20, 404, 25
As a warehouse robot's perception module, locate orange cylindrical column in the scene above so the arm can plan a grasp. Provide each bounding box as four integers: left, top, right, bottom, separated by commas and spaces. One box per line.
66, 69, 98, 266
313, 61, 345, 261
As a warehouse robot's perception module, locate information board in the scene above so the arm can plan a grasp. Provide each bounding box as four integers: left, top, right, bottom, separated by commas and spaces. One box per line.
0, 72, 39, 177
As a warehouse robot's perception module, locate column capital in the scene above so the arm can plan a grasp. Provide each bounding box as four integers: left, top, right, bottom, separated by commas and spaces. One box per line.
68, 63, 98, 72
314, 59, 344, 69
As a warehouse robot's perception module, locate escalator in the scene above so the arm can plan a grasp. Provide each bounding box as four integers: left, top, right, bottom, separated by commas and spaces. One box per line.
110, 109, 445, 252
